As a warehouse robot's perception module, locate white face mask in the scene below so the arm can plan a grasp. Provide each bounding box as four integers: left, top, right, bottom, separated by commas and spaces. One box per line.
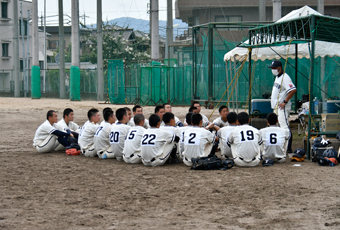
272, 69, 279, 76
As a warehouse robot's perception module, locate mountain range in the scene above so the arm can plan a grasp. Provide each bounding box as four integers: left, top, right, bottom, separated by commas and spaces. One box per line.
89, 17, 188, 38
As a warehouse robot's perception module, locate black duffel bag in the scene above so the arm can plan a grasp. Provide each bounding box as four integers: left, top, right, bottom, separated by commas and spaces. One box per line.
191, 155, 233, 170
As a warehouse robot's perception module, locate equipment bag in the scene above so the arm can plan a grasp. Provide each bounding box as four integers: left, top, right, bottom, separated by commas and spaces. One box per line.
191, 155, 233, 170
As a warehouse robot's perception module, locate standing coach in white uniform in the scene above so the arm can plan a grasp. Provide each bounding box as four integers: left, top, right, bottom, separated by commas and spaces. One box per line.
268, 60, 296, 153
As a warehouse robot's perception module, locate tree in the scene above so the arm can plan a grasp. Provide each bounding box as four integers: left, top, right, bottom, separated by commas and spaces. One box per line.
81, 22, 151, 68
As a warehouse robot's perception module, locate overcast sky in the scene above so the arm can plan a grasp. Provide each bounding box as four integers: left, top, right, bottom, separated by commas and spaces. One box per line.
38, 0, 175, 26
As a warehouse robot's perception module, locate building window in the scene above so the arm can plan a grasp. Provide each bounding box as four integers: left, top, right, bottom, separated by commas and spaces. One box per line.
49, 40, 59, 50
2, 43, 9, 57
19, 19, 28, 36
39, 61, 44, 69
1, 2, 8, 18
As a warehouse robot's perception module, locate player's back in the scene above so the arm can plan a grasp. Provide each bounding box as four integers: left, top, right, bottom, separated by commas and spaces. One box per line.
259, 126, 289, 159
110, 123, 131, 156
178, 125, 191, 155
123, 125, 145, 157
94, 122, 112, 152
217, 125, 237, 157
140, 128, 174, 162
228, 124, 262, 161
183, 127, 214, 160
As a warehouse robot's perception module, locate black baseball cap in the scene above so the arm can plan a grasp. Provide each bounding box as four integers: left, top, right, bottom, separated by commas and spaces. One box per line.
268, 60, 282, 68
293, 148, 306, 158
262, 158, 274, 167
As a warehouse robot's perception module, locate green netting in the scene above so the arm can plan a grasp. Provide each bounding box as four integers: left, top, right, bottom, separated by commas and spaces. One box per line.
108, 60, 125, 103
105, 23, 340, 107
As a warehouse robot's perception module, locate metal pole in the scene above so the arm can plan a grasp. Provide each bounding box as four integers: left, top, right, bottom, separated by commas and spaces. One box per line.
13, 0, 20, 97
59, 0, 66, 98
97, 0, 103, 101
43, 0, 46, 93
233, 60, 238, 113
225, 60, 229, 109
71, 0, 80, 67
259, 0, 266, 21
27, 10, 30, 97
295, 43, 298, 113
192, 27, 196, 99
21, 4, 25, 96
248, 48, 252, 116
307, 15, 316, 160
166, 0, 173, 60
150, 0, 159, 60
208, 23, 213, 101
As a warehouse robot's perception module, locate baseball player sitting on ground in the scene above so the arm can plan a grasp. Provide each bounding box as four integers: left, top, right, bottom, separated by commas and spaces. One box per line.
227, 112, 262, 167
140, 114, 179, 166
217, 112, 238, 159
57, 108, 81, 138
155, 105, 165, 126
123, 114, 146, 164
110, 108, 131, 161
178, 112, 194, 158
129, 105, 150, 129
100, 107, 113, 126
163, 103, 184, 127
94, 110, 116, 159
188, 106, 198, 114
213, 105, 229, 129
259, 112, 290, 163
78, 108, 101, 157
124, 107, 134, 126
161, 112, 181, 163
182, 113, 216, 167
33, 110, 75, 153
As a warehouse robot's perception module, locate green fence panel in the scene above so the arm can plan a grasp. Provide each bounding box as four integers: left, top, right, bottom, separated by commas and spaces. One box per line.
70, 66, 81, 101
31, 65, 41, 99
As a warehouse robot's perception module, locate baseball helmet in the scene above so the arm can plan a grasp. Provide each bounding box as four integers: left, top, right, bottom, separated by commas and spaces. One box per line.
323, 149, 337, 158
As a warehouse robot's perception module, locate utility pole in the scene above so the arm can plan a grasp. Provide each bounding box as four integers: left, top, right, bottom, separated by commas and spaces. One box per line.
166, 0, 173, 60
43, 0, 46, 93
31, 0, 41, 99
97, 0, 103, 101
13, 0, 20, 97
272, 0, 281, 21
21, 3, 26, 96
59, 0, 66, 99
70, 0, 80, 101
71, 0, 79, 67
317, 0, 324, 14
26, 10, 30, 97
259, 0, 266, 21
150, 0, 159, 60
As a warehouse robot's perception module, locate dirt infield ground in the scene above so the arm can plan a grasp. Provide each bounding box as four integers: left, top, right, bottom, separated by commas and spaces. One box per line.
1, 98, 340, 229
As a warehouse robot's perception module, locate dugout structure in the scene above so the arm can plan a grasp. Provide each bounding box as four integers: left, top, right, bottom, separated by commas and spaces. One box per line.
236, 14, 340, 158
